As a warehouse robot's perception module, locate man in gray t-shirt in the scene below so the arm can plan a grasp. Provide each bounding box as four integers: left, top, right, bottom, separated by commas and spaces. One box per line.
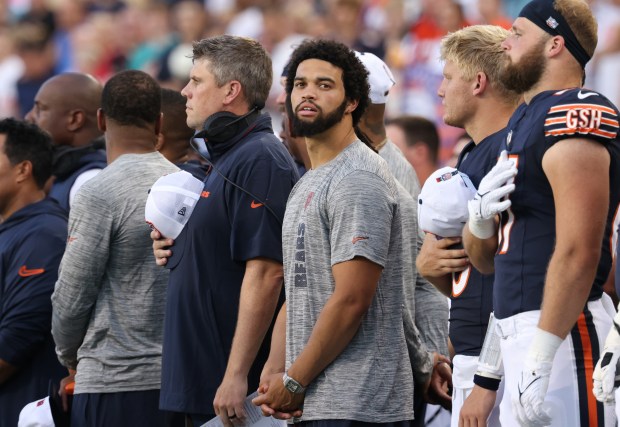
281, 141, 414, 423
51, 71, 178, 425
253, 39, 413, 426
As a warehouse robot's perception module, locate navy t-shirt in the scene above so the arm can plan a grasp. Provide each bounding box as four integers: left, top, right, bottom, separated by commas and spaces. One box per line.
494, 88, 620, 319
160, 116, 298, 415
450, 129, 506, 356
0, 199, 68, 427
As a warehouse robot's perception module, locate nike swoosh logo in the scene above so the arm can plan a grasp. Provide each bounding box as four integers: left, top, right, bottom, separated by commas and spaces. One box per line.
352, 236, 369, 244
19, 265, 45, 277
518, 374, 541, 404
251, 200, 264, 209
577, 90, 598, 99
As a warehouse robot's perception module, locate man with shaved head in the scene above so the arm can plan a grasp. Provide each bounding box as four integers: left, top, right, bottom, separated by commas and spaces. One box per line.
26, 72, 106, 210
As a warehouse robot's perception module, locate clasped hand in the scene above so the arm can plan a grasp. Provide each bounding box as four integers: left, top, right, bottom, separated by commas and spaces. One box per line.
252, 372, 304, 420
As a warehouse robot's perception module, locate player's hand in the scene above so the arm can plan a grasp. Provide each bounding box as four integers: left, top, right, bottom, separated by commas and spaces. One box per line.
512, 358, 553, 427
417, 233, 468, 277
593, 321, 620, 404
425, 353, 452, 410
259, 359, 284, 393
214, 374, 248, 426
151, 229, 173, 266
255, 372, 300, 420
459, 385, 497, 427
467, 151, 517, 239
58, 369, 76, 412
252, 373, 304, 420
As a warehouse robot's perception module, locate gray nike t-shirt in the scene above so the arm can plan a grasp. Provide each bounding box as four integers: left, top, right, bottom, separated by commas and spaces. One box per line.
283, 140, 414, 422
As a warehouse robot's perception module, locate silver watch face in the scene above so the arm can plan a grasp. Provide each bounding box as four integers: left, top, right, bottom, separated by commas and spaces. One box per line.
284, 375, 305, 394
285, 378, 299, 393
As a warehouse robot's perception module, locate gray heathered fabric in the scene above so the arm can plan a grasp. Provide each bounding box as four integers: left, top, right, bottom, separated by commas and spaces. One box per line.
396, 182, 435, 385
380, 141, 449, 361
378, 141, 421, 199
52, 152, 178, 394
283, 141, 413, 422
413, 237, 450, 357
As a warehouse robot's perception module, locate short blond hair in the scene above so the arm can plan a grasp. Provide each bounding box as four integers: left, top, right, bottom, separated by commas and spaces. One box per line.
554, 0, 597, 58
440, 25, 519, 104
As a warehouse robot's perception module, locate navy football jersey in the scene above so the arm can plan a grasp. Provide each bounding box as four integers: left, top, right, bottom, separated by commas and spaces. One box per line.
450, 129, 505, 356
494, 88, 620, 319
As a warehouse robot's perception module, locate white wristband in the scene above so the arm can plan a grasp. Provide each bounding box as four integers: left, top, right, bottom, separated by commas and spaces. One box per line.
467, 214, 496, 239
528, 327, 563, 363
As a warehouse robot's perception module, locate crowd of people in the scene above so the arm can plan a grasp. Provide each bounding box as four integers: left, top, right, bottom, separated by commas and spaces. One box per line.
2, 0, 620, 160
1, 0, 620, 427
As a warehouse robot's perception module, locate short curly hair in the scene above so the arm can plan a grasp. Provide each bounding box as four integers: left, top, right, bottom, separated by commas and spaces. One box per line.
101, 70, 161, 129
285, 39, 370, 127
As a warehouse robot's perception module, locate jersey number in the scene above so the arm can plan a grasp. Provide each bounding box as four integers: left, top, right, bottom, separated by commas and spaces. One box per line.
452, 266, 471, 297
498, 155, 519, 254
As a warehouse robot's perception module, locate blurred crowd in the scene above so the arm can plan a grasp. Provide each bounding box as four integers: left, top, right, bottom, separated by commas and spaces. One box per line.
0, 0, 619, 163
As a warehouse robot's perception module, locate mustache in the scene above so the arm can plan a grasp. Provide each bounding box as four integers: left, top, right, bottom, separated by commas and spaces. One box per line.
295, 100, 321, 114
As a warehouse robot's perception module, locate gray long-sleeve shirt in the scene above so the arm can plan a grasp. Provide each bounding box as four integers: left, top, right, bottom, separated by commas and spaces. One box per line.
51, 152, 178, 394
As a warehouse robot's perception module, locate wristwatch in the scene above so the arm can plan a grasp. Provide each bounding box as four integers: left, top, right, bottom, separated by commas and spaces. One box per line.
282, 371, 306, 394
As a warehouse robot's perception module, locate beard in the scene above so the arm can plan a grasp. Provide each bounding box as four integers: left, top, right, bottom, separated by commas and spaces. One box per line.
291, 98, 348, 137
500, 39, 547, 93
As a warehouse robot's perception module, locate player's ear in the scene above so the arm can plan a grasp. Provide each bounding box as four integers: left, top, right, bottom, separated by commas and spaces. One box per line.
548, 35, 564, 58
473, 72, 488, 96
14, 160, 33, 184
67, 109, 86, 132
155, 132, 164, 151
97, 108, 106, 132
345, 99, 358, 114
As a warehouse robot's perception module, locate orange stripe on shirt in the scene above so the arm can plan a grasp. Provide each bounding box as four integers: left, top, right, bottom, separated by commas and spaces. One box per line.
544, 117, 619, 127
544, 117, 567, 126
601, 118, 619, 127
545, 128, 617, 138
577, 313, 599, 427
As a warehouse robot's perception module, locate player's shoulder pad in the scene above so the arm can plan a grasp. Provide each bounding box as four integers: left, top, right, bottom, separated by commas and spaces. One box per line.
543, 88, 619, 143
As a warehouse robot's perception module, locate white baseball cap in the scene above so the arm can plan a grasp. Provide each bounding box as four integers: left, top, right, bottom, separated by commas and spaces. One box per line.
145, 170, 204, 239
354, 51, 395, 104
418, 166, 477, 237
18, 396, 54, 427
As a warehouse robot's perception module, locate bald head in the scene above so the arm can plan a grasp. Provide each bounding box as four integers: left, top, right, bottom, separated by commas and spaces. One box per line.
26, 72, 103, 147
46, 73, 102, 115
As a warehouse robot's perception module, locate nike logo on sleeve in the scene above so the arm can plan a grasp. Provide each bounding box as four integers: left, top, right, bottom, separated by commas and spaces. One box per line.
18, 265, 46, 277
251, 200, 264, 209
577, 90, 598, 99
